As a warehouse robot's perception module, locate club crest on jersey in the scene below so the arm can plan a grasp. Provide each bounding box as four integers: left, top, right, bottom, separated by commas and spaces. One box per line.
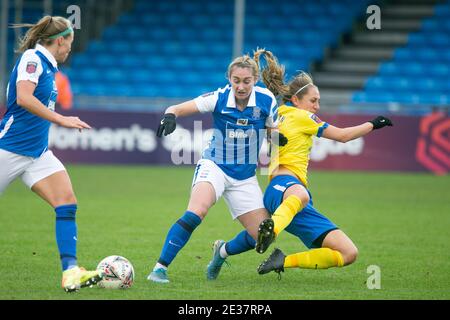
26, 62, 37, 74
310, 114, 322, 124
236, 118, 248, 126
252, 107, 261, 120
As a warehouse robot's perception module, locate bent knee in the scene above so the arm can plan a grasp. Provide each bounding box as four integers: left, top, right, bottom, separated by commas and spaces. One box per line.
285, 184, 310, 206
187, 204, 209, 219
298, 192, 310, 206
52, 193, 77, 208
343, 246, 358, 265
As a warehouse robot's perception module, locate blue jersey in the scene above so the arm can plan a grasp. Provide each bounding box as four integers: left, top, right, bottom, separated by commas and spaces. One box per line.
0, 44, 58, 158
194, 84, 278, 180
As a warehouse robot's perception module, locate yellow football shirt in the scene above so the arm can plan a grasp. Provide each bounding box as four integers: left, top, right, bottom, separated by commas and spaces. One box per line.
268, 104, 329, 187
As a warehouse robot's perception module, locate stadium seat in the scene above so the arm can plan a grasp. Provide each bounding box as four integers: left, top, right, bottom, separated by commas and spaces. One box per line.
357, 1, 450, 107
60, 0, 376, 101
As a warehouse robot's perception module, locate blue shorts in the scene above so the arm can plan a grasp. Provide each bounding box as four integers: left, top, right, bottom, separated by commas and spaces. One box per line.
263, 175, 338, 249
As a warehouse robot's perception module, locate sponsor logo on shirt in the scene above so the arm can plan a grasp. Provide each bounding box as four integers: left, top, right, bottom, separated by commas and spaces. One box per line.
236, 118, 248, 126
228, 130, 249, 139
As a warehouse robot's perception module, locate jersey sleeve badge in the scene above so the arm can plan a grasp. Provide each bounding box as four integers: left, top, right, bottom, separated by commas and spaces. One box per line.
310, 113, 322, 124
26, 62, 38, 74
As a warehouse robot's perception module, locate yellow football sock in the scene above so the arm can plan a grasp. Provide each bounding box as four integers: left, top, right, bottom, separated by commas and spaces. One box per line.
284, 248, 344, 269
272, 195, 303, 236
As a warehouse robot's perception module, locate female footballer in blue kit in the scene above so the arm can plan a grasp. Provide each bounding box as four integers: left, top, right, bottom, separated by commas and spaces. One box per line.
148, 50, 281, 283
0, 16, 104, 292
206, 50, 393, 279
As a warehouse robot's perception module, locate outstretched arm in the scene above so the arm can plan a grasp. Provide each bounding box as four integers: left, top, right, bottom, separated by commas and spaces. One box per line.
156, 100, 201, 137
17, 80, 91, 130
165, 100, 200, 118
322, 116, 392, 143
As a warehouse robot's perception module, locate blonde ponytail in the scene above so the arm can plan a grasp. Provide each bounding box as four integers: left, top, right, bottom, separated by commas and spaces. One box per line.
10, 15, 72, 53
253, 48, 315, 103
253, 48, 290, 98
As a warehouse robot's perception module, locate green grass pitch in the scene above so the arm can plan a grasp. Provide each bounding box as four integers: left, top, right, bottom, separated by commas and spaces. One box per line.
0, 165, 449, 300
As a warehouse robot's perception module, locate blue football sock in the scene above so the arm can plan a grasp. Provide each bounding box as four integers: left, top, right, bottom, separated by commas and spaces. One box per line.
55, 204, 78, 271
157, 211, 202, 267
225, 230, 256, 255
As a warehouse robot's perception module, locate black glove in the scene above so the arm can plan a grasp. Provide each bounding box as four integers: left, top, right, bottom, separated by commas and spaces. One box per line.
270, 131, 288, 146
156, 113, 176, 137
369, 116, 393, 130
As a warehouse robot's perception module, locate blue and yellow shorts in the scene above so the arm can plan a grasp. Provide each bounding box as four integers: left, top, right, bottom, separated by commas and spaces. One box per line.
263, 175, 338, 249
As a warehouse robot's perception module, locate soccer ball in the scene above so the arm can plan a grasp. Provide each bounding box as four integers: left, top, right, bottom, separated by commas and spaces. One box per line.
96, 255, 135, 289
